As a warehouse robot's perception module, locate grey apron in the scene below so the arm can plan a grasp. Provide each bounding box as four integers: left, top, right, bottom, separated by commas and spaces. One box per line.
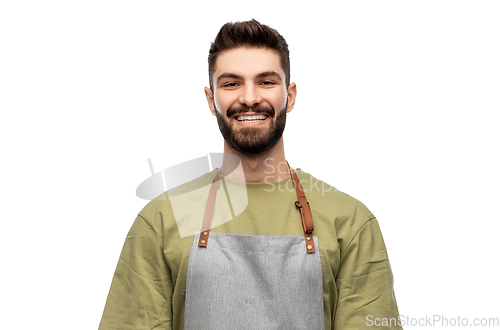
184, 166, 325, 329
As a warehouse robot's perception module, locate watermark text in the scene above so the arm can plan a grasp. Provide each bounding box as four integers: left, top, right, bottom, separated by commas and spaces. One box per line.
366, 314, 499, 327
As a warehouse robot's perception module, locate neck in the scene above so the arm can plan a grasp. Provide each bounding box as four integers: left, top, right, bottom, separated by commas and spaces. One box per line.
221, 138, 291, 183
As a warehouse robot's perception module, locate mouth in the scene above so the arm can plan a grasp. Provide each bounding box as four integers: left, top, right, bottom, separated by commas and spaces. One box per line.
234, 113, 269, 124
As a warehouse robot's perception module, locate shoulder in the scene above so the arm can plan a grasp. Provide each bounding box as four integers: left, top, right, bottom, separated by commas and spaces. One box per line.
296, 169, 373, 217
296, 169, 375, 237
137, 170, 216, 238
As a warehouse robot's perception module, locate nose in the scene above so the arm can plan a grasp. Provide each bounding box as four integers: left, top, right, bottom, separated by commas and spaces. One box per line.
238, 83, 262, 107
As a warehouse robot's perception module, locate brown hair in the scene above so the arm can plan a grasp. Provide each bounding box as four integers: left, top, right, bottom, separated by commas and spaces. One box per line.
208, 19, 290, 91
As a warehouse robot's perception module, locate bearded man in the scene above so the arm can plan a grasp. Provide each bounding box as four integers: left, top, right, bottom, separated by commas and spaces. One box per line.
99, 20, 403, 330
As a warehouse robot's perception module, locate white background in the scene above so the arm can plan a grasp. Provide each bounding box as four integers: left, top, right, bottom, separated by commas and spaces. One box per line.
1, 1, 499, 329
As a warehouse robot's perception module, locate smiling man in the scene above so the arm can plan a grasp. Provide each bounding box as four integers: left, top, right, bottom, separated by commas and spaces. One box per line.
207, 47, 292, 158
205, 45, 295, 181
99, 20, 403, 330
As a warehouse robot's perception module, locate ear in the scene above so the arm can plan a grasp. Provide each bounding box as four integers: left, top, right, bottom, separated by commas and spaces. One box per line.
204, 87, 216, 116
286, 82, 297, 113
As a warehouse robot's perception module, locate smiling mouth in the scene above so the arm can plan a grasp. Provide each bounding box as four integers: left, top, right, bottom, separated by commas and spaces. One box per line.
234, 114, 269, 123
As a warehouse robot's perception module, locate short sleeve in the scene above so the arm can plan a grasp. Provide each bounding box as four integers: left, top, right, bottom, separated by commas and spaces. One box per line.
99, 215, 173, 330
334, 218, 402, 329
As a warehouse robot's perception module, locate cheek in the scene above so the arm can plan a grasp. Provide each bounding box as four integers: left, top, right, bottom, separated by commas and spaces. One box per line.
271, 92, 287, 110
214, 91, 235, 113
268, 86, 288, 110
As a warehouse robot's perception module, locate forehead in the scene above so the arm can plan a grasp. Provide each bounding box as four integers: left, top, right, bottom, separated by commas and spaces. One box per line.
214, 47, 284, 79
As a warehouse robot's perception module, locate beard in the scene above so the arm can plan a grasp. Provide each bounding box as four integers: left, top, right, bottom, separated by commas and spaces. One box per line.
215, 102, 287, 155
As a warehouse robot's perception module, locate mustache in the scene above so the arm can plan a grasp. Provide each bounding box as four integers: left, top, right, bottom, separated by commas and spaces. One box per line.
226, 104, 275, 118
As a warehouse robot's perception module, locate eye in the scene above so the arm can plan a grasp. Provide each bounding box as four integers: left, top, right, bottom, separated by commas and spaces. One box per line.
260, 81, 276, 86
222, 82, 239, 88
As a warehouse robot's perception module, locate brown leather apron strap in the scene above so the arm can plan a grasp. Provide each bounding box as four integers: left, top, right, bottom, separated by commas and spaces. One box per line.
198, 168, 222, 247
198, 164, 316, 253
288, 163, 316, 253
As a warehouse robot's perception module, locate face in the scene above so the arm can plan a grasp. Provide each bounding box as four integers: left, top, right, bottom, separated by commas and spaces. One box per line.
205, 47, 296, 155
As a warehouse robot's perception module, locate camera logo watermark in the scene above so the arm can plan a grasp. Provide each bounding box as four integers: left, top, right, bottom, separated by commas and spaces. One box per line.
136, 153, 248, 238
366, 314, 499, 327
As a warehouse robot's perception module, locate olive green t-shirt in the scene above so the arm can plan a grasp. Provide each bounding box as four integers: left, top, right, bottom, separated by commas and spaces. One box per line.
99, 169, 402, 329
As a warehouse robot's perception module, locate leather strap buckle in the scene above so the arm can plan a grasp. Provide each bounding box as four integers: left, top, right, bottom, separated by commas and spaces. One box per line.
288, 161, 316, 253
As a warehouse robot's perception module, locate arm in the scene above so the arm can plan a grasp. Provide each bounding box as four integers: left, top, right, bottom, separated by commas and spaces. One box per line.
334, 218, 402, 329
99, 215, 173, 330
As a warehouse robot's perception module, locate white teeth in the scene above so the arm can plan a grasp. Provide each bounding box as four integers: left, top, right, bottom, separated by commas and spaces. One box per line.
236, 114, 267, 122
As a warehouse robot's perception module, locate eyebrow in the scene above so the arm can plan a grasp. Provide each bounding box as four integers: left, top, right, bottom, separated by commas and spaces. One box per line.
216, 71, 282, 84
256, 71, 282, 80
217, 73, 243, 83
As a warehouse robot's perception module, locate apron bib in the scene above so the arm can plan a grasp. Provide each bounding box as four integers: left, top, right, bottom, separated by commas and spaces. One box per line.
184, 165, 325, 329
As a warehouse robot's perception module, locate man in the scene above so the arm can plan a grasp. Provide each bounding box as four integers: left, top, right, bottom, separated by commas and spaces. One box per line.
99, 20, 402, 329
